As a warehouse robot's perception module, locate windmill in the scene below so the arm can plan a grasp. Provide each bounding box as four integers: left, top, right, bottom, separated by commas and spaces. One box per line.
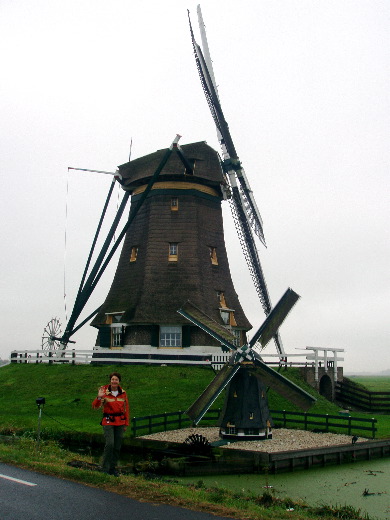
52, 136, 254, 357
188, 7, 285, 357
45, 7, 297, 395
179, 288, 316, 440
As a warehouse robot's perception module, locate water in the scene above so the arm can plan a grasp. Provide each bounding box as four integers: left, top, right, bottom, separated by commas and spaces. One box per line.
178, 458, 390, 520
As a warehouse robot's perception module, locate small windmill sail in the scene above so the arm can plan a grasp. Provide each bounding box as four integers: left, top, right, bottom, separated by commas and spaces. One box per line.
188, 6, 285, 355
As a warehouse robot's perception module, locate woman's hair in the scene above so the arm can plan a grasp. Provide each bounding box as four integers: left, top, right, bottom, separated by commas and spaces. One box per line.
109, 372, 122, 381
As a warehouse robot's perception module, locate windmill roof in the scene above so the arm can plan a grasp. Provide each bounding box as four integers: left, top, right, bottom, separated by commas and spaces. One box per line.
118, 141, 225, 191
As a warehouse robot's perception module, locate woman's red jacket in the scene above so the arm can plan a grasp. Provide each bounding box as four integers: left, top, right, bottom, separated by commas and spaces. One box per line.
92, 385, 129, 426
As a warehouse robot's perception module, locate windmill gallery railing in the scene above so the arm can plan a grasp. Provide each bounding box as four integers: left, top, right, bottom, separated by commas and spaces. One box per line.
131, 408, 377, 439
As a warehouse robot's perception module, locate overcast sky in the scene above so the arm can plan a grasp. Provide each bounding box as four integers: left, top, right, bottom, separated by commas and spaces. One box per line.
1, 1, 388, 373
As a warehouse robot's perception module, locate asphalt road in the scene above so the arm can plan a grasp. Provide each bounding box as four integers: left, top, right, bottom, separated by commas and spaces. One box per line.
0, 463, 232, 520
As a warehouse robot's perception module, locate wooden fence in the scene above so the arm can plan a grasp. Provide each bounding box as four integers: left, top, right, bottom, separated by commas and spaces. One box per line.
336, 381, 390, 413
131, 408, 221, 437
131, 408, 377, 439
269, 409, 377, 438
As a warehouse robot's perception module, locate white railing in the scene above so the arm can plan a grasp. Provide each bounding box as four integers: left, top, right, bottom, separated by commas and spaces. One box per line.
10, 346, 344, 378
211, 347, 344, 381
10, 349, 93, 364
10, 349, 214, 367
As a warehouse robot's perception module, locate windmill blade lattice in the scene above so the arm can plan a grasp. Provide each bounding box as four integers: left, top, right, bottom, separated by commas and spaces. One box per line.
188, 8, 284, 355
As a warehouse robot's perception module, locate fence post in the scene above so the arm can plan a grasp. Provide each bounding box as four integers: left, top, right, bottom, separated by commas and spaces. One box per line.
371, 418, 376, 439
163, 412, 168, 431
132, 417, 136, 437
348, 416, 352, 435
325, 414, 329, 432
283, 410, 287, 428
304, 412, 308, 430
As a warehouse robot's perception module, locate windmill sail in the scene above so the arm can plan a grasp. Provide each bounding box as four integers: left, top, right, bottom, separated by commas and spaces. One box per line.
250, 353, 316, 411
188, 7, 285, 355
249, 288, 300, 349
186, 363, 241, 424
178, 300, 237, 350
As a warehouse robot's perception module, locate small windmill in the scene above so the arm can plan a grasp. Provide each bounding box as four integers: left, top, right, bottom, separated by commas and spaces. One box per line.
179, 288, 316, 440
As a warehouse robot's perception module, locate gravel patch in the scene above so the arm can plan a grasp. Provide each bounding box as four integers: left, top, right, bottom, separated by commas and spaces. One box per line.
138, 427, 367, 453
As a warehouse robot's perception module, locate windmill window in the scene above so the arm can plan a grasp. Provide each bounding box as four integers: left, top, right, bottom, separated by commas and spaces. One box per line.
171, 197, 179, 211
130, 246, 138, 262
168, 243, 178, 262
232, 328, 241, 347
218, 291, 227, 308
160, 326, 182, 347
227, 426, 236, 435
209, 247, 218, 265
112, 326, 123, 347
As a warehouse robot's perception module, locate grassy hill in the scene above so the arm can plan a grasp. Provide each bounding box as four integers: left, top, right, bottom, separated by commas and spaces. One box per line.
1, 363, 388, 438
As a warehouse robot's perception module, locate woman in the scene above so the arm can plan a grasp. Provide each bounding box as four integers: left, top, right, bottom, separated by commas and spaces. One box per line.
92, 372, 129, 476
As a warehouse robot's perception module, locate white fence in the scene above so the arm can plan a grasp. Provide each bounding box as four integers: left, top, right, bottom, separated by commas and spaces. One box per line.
10, 346, 344, 380
11, 349, 93, 364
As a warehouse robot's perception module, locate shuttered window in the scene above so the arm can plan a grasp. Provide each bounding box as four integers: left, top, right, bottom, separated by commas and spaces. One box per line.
130, 246, 138, 262
209, 247, 218, 265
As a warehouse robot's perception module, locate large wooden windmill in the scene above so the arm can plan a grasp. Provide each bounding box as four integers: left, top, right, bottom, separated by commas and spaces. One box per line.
90, 139, 252, 359
56, 7, 292, 375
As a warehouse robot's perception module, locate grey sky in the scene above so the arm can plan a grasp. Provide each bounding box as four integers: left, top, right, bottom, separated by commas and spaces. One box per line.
1, 1, 388, 373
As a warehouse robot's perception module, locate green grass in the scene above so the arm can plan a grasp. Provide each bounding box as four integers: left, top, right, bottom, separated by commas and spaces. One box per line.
348, 376, 390, 392
0, 364, 219, 433
0, 363, 389, 438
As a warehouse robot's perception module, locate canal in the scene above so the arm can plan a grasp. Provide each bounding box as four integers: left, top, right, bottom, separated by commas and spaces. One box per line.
177, 458, 389, 520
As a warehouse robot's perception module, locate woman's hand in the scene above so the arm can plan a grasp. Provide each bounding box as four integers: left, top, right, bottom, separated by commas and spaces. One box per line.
97, 386, 106, 398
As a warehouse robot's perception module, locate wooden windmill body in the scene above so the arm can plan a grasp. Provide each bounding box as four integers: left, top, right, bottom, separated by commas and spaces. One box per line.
219, 365, 274, 440
91, 141, 252, 358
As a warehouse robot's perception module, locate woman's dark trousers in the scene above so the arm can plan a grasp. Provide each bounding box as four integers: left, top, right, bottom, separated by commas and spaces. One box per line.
102, 425, 125, 473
